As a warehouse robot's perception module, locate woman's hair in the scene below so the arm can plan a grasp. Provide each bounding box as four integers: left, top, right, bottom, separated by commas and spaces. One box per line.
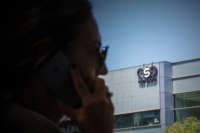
7, 0, 92, 64
3, 0, 93, 97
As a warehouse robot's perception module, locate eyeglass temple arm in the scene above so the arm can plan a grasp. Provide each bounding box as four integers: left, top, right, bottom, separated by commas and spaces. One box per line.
101, 46, 109, 60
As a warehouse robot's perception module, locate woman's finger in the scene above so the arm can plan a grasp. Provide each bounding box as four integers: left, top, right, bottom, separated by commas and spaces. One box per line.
93, 78, 107, 98
70, 68, 92, 101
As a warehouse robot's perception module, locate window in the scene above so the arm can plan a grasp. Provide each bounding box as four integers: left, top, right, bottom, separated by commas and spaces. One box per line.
59, 120, 80, 133
174, 91, 200, 122
114, 110, 160, 129
133, 110, 160, 127
175, 107, 200, 122
174, 91, 200, 108
114, 114, 133, 129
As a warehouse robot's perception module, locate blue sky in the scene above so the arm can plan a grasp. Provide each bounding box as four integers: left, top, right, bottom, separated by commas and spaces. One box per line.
90, 0, 200, 71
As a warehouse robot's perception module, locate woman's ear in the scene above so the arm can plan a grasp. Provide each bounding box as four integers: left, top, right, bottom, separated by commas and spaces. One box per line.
17, 38, 54, 67
32, 38, 55, 59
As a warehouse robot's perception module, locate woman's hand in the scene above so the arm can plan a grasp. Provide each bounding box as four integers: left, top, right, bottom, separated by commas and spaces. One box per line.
58, 68, 114, 133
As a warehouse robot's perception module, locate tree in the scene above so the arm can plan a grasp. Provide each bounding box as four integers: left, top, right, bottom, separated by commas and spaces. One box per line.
164, 116, 200, 133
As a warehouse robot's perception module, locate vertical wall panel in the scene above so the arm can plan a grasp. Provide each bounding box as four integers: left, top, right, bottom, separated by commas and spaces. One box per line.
159, 61, 174, 132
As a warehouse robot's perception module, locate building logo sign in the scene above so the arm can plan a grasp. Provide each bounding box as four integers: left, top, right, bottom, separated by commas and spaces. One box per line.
137, 65, 158, 85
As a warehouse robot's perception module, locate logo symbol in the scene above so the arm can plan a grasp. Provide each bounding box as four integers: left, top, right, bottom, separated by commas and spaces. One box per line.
137, 65, 158, 84
143, 67, 151, 78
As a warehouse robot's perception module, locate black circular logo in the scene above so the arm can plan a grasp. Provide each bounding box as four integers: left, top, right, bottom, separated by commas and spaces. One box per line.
137, 66, 158, 84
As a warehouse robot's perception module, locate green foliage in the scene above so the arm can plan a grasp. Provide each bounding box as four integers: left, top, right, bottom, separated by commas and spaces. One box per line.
164, 117, 200, 133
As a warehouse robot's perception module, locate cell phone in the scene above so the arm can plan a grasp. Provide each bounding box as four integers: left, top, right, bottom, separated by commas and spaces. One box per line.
39, 51, 82, 108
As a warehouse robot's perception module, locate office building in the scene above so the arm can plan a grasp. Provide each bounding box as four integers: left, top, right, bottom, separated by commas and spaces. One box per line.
60, 58, 200, 133
102, 58, 200, 133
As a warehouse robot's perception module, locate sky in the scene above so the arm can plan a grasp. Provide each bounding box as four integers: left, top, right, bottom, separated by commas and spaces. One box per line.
90, 0, 200, 71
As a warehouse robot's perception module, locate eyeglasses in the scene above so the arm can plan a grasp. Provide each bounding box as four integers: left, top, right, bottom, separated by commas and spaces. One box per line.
96, 45, 109, 72
99, 45, 109, 62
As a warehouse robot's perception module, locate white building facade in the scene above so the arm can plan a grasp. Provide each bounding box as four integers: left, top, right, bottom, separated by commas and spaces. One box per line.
102, 58, 200, 133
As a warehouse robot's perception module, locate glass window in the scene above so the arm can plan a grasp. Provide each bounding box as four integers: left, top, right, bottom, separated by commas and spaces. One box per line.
133, 110, 160, 127
114, 110, 160, 129
114, 114, 133, 129
174, 91, 200, 108
174, 91, 200, 122
59, 121, 80, 133
175, 107, 200, 122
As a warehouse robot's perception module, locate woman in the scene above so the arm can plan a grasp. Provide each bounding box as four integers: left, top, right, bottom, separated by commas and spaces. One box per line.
2, 0, 114, 133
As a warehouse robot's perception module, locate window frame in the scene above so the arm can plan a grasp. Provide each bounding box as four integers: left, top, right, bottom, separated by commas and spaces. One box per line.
114, 109, 161, 130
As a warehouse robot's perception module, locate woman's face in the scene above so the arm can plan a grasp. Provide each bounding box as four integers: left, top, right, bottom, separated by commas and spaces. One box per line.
64, 16, 108, 81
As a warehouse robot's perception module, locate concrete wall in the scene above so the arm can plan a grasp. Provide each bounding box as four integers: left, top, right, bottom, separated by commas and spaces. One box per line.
101, 58, 200, 133
103, 63, 160, 115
